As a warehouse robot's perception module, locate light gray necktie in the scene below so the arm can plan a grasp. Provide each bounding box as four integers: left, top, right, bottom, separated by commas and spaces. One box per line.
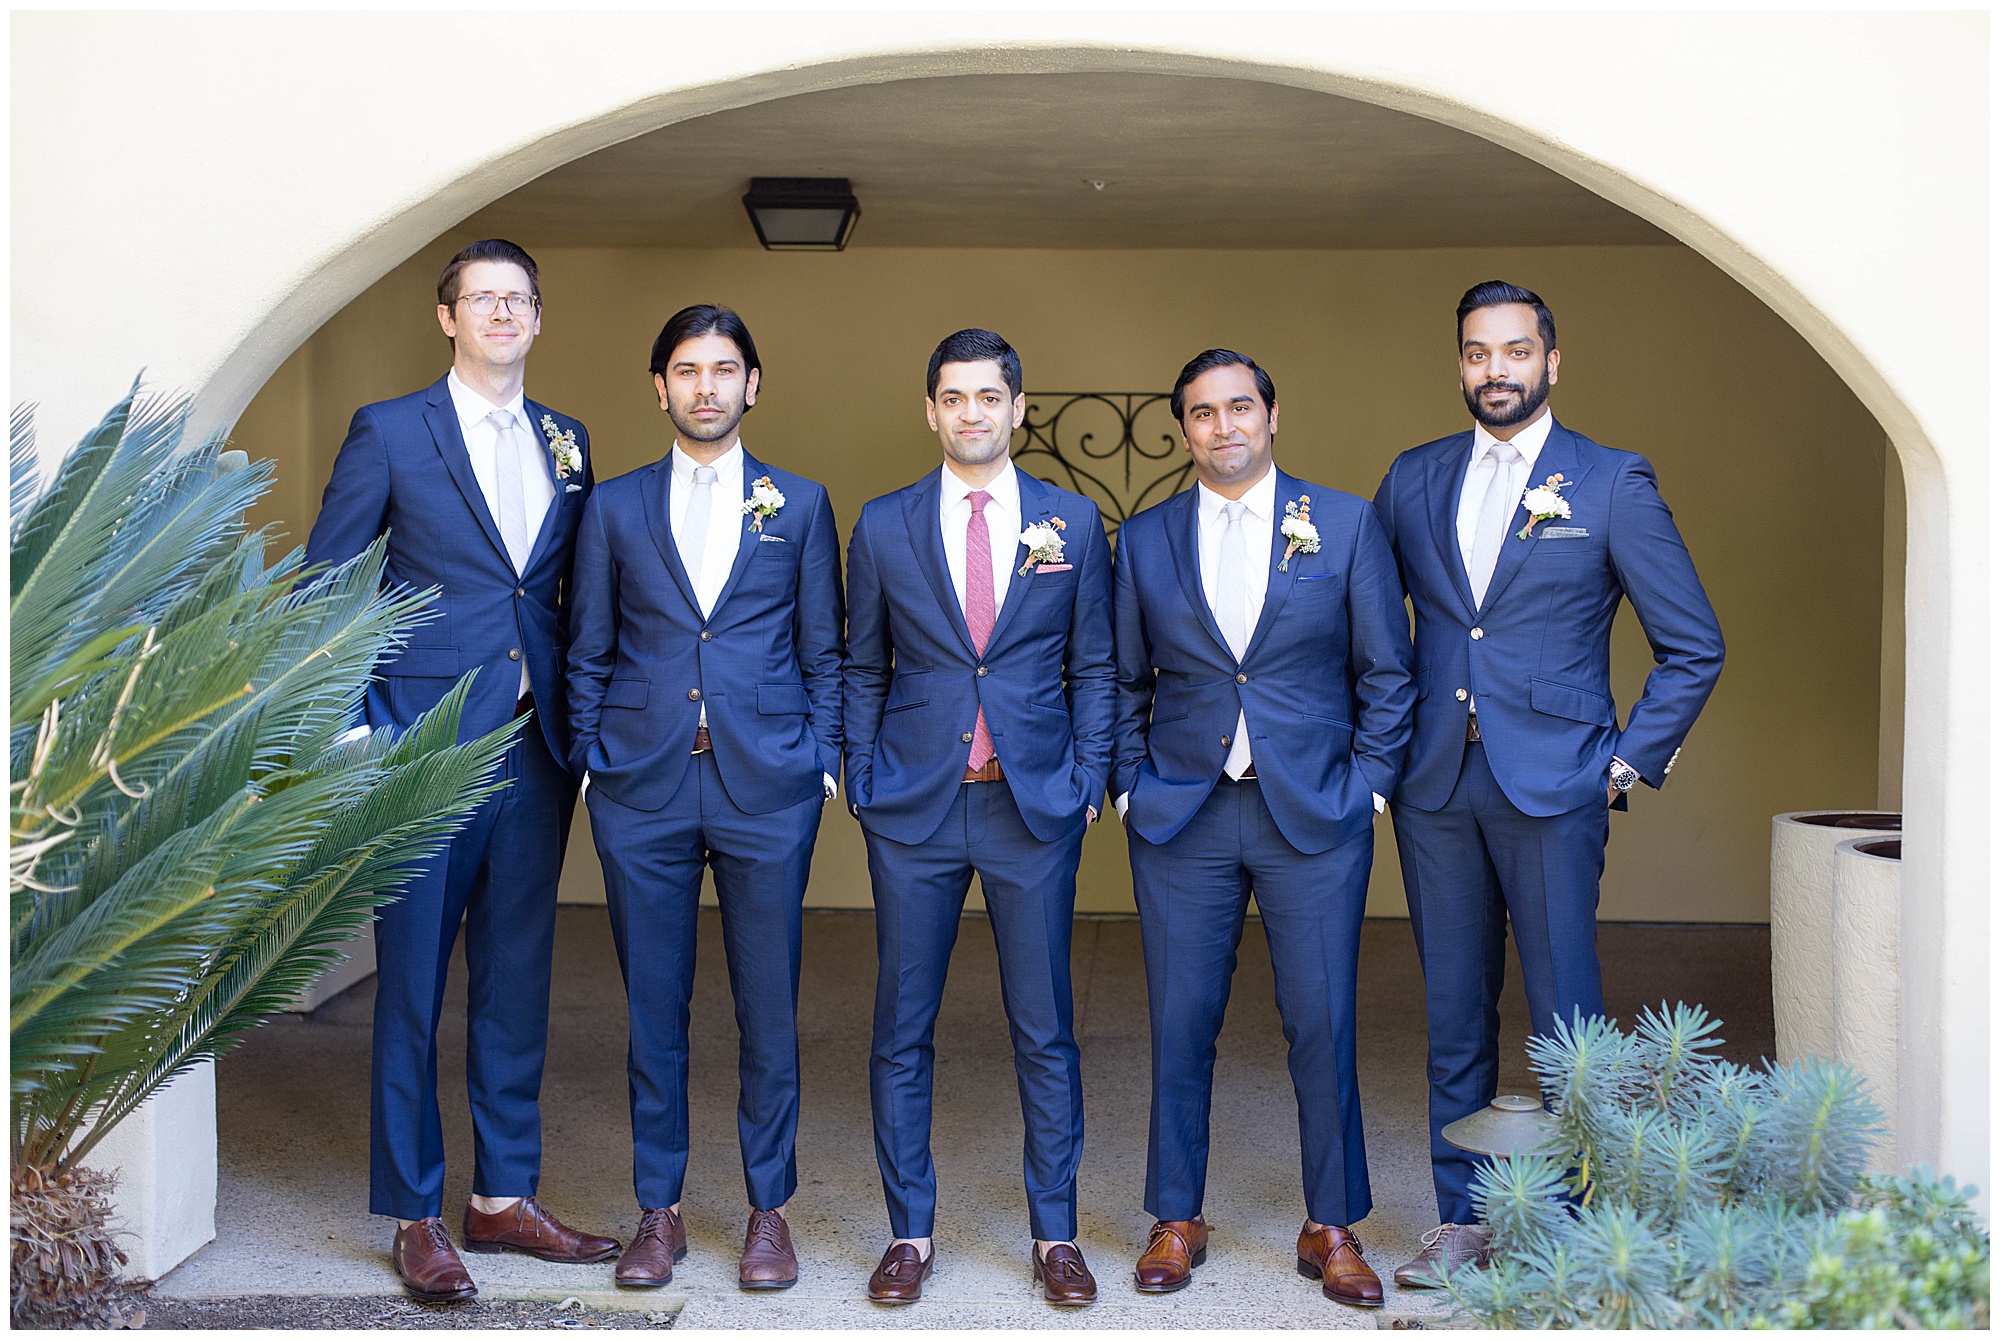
681, 464, 718, 602
488, 410, 533, 575
1468, 438, 1522, 609
1216, 500, 1250, 658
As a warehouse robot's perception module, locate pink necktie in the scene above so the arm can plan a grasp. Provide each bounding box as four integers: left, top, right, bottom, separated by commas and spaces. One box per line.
964, 490, 996, 772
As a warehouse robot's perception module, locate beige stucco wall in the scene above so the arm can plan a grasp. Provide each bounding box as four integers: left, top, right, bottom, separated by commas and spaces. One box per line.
15, 9, 1984, 1202
233, 238, 1890, 925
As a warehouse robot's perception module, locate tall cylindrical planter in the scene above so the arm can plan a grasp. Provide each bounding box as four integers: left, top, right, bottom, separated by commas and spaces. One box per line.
1832, 835, 1902, 1170
1770, 812, 1900, 1064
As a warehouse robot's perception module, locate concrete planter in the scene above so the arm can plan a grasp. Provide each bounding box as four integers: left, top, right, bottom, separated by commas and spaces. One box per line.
1832, 835, 1903, 1170
283, 917, 377, 1013
78, 1059, 217, 1282
1770, 811, 1900, 1063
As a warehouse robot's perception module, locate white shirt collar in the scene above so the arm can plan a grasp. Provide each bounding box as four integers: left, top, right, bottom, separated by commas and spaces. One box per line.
1470, 409, 1555, 468
446, 368, 526, 433
1196, 461, 1279, 523
940, 460, 1020, 510
670, 440, 744, 484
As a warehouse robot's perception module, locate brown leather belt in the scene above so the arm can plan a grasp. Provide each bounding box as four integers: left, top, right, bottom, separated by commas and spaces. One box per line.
515, 693, 535, 720
692, 725, 713, 754
963, 758, 1005, 783
1466, 714, 1483, 743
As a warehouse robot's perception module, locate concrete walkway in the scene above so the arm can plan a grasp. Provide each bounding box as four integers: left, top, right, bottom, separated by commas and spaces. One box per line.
154, 908, 1771, 1329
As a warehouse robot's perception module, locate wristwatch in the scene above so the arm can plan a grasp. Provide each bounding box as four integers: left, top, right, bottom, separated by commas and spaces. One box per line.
1609, 758, 1641, 793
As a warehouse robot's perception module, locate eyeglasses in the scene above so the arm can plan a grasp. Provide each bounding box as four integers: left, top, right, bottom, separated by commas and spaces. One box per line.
456, 291, 538, 317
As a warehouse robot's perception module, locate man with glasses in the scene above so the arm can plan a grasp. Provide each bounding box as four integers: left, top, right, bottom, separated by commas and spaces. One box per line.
308, 239, 617, 1300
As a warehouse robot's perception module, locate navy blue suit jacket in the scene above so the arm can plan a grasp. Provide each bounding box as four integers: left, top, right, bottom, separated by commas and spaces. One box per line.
1373, 419, 1725, 817
305, 375, 593, 767
1113, 469, 1416, 855
844, 468, 1116, 846
565, 450, 845, 815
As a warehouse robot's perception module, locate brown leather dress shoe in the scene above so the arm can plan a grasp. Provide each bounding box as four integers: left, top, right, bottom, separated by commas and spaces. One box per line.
393, 1217, 478, 1301
463, 1197, 619, 1264
1297, 1221, 1382, 1307
614, 1208, 687, 1288
867, 1242, 934, 1304
739, 1209, 799, 1290
1394, 1222, 1490, 1288
1135, 1217, 1209, 1293
1033, 1243, 1098, 1306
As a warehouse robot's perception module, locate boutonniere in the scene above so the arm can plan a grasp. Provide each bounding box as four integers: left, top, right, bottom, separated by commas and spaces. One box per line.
1516, 473, 1574, 539
1278, 494, 1320, 571
741, 476, 786, 532
540, 414, 582, 479
1016, 516, 1067, 576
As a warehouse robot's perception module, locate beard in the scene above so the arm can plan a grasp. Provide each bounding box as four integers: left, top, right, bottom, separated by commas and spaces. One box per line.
668, 397, 745, 444
1463, 364, 1551, 429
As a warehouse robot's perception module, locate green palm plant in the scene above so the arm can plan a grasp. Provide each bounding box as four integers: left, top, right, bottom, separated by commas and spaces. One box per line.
10, 385, 518, 1322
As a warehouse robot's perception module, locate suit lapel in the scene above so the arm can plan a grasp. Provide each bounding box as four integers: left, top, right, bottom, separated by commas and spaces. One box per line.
901, 470, 977, 656
1165, 487, 1234, 661
1478, 420, 1586, 616
982, 468, 1043, 653
518, 400, 567, 576
1241, 469, 1301, 664
704, 449, 765, 616
422, 378, 510, 567
1424, 431, 1479, 620
641, 458, 702, 614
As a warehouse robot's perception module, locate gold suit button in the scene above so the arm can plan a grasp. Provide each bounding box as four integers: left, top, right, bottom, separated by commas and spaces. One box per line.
961, 732, 974, 743
1236, 673, 1248, 684
1221, 734, 1232, 747
516, 587, 525, 597
1471, 628, 1485, 640
508, 648, 521, 661
976, 666, 988, 677
1456, 689, 1469, 702
688, 688, 702, 701
700, 630, 712, 641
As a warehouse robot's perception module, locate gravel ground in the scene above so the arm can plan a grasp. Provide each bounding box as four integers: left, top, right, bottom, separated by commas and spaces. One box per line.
136, 1294, 677, 1330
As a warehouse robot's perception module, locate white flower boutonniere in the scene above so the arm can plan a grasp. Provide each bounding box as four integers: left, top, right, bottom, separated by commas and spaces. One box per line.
1278, 494, 1320, 571
742, 476, 786, 532
1516, 473, 1574, 539
540, 414, 582, 480
1017, 516, 1067, 576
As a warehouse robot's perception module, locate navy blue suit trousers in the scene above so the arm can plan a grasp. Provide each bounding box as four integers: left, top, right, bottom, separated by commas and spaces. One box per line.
589, 752, 822, 1211
1391, 741, 1609, 1223
866, 783, 1087, 1241
1128, 777, 1375, 1228
368, 720, 575, 1219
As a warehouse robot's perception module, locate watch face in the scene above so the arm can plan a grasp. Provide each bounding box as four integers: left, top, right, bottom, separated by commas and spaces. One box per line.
1611, 761, 1640, 791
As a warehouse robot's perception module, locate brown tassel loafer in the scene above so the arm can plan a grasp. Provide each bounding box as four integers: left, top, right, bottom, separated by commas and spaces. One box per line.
615, 1208, 688, 1287
1134, 1217, 1210, 1293
393, 1217, 478, 1301
1033, 1242, 1098, 1306
739, 1209, 799, 1289
462, 1196, 619, 1264
867, 1242, 935, 1304
1297, 1221, 1383, 1308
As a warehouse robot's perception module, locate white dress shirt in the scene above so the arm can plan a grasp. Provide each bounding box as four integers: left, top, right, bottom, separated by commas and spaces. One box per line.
1455, 408, 1554, 576
669, 440, 745, 618
939, 460, 1021, 617
447, 370, 553, 695
669, 439, 835, 798
1198, 469, 1276, 780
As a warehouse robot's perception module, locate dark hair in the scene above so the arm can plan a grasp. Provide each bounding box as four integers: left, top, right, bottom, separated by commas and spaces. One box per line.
926, 329, 1022, 400
1456, 280, 1557, 351
437, 239, 541, 308
649, 305, 762, 382
1169, 349, 1276, 424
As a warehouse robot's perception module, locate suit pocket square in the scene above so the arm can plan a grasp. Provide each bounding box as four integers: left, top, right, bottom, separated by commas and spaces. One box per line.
1540, 526, 1589, 539
758, 533, 788, 543
565, 483, 583, 493
1034, 562, 1072, 572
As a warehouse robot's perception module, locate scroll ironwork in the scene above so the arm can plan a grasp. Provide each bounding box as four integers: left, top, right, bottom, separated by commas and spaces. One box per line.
1009, 392, 1189, 540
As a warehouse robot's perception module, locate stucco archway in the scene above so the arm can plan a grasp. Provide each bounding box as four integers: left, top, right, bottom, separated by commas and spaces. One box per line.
13, 14, 1983, 1217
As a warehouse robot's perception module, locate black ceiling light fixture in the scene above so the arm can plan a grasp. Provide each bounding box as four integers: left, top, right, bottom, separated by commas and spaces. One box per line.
741, 177, 861, 251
